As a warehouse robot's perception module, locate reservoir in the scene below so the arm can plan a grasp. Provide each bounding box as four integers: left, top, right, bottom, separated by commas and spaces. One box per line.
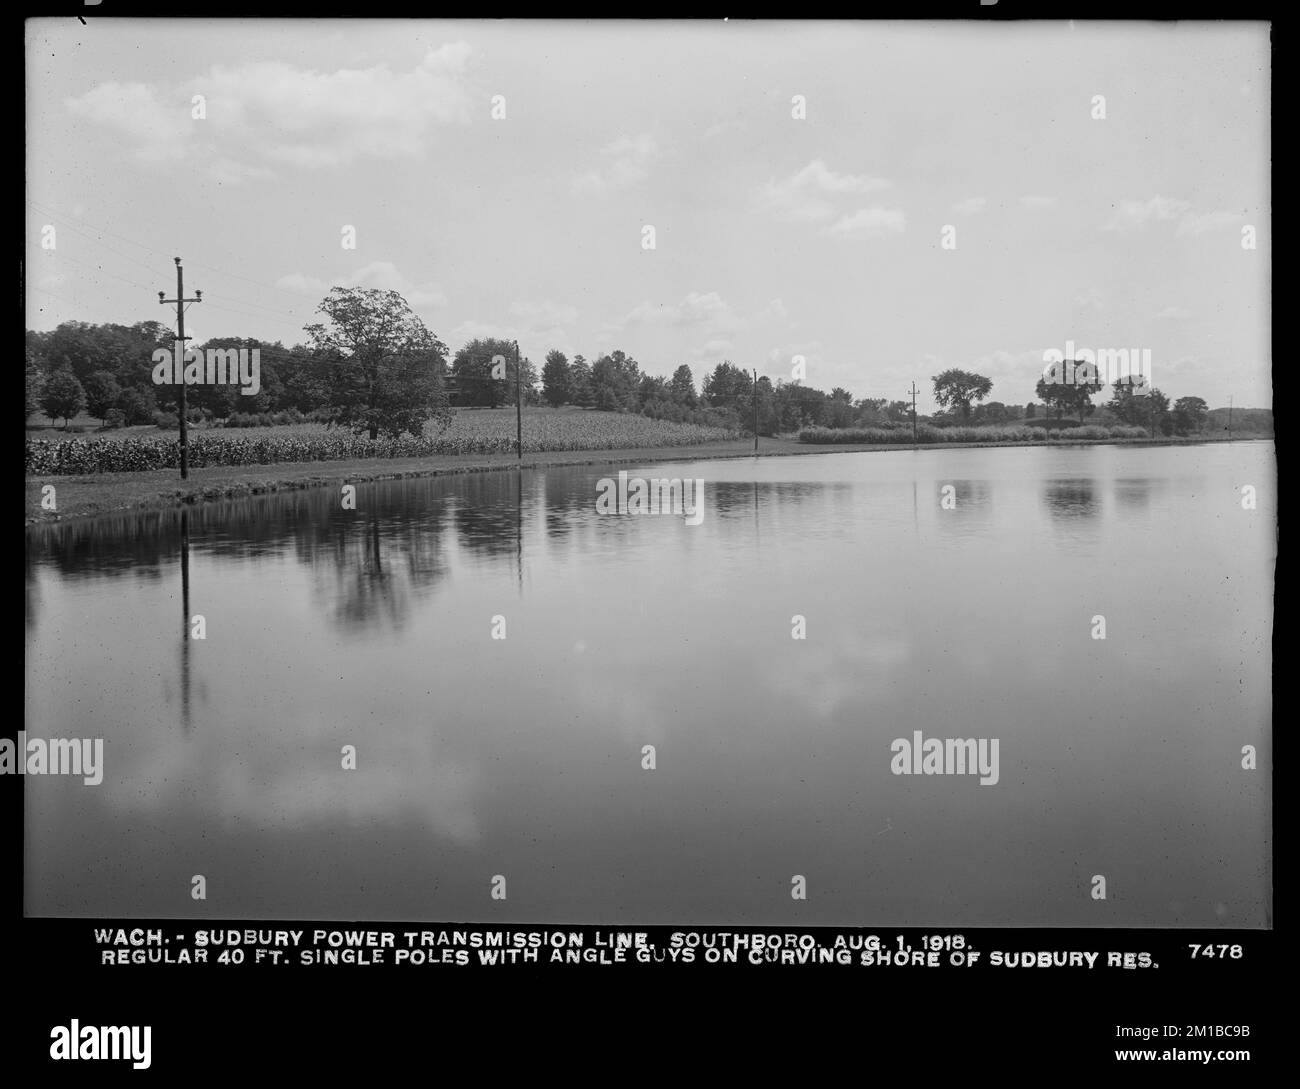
23, 442, 1273, 926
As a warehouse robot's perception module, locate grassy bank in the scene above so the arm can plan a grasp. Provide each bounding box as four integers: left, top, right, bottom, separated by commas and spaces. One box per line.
25, 432, 1271, 526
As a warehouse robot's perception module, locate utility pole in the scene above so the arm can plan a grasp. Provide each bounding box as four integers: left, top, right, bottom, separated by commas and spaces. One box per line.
753, 368, 759, 453
908, 382, 919, 444
514, 339, 523, 461
159, 258, 201, 480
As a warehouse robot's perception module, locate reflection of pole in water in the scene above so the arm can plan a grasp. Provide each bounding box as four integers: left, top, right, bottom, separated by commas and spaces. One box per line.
370, 515, 383, 577
180, 506, 192, 734
515, 468, 523, 595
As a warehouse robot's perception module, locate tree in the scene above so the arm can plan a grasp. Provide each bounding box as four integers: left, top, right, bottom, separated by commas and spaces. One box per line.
449, 337, 516, 407
115, 387, 157, 425
25, 349, 44, 423
83, 371, 122, 425
304, 287, 449, 440
1172, 396, 1209, 435
637, 373, 669, 411
591, 350, 641, 412
40, 369, 85, 427
669, 364, 698, 408
569, 355, 594, 408
541, 350, 571, 407
1036, 362, 1103, 425
931, 368, 993, 419
702, 361, 753, 414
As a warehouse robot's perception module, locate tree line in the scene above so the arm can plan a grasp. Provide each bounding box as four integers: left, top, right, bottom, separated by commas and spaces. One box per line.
25, 287, 1250, 440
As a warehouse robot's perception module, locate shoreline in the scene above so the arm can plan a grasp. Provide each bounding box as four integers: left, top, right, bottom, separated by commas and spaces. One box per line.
25, 433, 1268, 528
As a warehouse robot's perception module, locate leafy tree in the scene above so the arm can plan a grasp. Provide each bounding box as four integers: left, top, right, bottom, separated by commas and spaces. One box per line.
591, 350, 641, 412
702, 361, 753, 414
25, 349, 44, 423
115, 387, 157, 425
541, 350, 571, 407
83, 371, 122, 425
1172, 396, 1209, 435
41, 369, 85, 427
304, 287, 449, 439
569, 355, 594, 408
669, 364, 698, 407
449, 337, 516, 407
931, 368, 993, 419
1036, 362, 1103, 424
637, 373, 670, 411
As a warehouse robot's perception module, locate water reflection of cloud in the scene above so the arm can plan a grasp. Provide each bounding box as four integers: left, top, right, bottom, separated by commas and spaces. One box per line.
94, 722, 482, 847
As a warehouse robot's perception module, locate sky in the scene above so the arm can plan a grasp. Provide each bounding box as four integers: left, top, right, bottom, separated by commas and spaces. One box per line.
26, 19, 1271, 411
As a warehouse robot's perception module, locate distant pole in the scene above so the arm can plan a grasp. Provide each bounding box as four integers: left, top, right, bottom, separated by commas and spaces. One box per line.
159, 258, 201, 480
515, 339, 522, 461
908, 382, 919, 444
753, 369, 759, 453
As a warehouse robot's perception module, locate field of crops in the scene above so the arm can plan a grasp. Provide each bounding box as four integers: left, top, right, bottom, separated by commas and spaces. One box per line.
25, 408, 739, 475
798, 424, 1154, 445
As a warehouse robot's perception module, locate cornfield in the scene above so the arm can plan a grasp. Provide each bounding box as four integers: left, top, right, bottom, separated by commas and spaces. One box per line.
26, 409, 738, 476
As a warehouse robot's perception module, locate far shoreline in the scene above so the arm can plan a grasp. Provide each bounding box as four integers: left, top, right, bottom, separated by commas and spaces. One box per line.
25, 432, 1270, 528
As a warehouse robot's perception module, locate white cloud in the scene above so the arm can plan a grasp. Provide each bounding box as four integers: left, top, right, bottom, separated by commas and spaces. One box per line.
67, 44, 475, 177
692, 337, 736, 362
1104, 195, 1192, 230
756, 159, 891, 224
570, 133, 657, 196
275, 261, 447, 308
823, 207, 906, 239
620, 291, 745, 332
952, 196, 986, 215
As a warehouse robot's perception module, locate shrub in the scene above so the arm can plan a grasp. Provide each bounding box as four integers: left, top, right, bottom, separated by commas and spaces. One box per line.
103, 408, 126, 430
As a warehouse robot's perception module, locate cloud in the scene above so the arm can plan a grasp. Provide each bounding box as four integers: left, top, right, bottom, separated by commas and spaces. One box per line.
619, 291, 746, 332
1176, 210, 1246, 236
951, 196, 986, 215
1103, 195, 1192, 230
756, 159, 891, 224
275, 261, 447, 308
692, 337, 736, 362
822, 207, 906, 239
67, 44, 475, 177
1020, 195, 1059, 210
1074, 287, 1104, 312
570, 133, 657, 196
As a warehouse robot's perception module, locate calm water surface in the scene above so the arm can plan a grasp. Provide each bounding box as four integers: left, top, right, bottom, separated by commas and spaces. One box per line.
24, 442, 1274, 925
